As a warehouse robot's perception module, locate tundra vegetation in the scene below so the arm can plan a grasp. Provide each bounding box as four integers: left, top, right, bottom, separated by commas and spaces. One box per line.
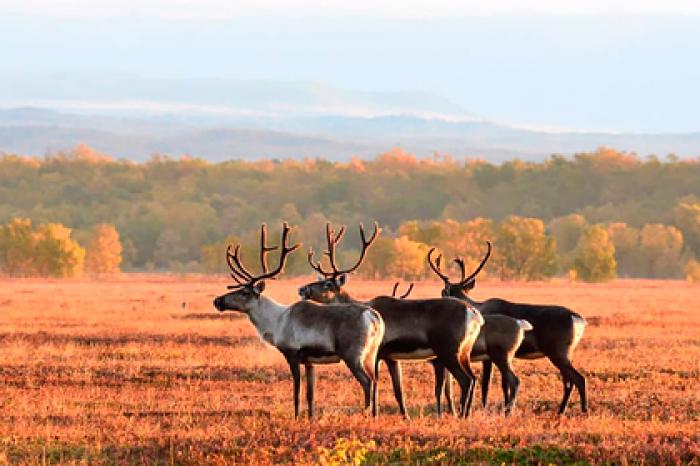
0, 276, 697, 464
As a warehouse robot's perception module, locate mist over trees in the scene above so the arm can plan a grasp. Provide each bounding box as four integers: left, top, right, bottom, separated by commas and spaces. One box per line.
1, 145, 700, 280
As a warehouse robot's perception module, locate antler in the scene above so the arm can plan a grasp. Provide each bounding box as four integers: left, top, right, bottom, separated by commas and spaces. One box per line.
456, 241, 492, 285
427, 242, 492, 286
259, 224, 278, 274
335, 222, 380, 275
454, 257, 467, 282
226, 223, 301, 289
226, 245, 255, 284
308, 222, 381, 279
391, 282, 414, 299
427, 247, 450, 283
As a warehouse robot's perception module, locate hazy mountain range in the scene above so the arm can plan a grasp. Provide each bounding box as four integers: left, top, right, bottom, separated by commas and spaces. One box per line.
2, 77, 699, 162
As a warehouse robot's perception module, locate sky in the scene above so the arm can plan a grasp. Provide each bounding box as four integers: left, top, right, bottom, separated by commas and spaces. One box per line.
2, 0, 700, 132
4, 0, 700, 17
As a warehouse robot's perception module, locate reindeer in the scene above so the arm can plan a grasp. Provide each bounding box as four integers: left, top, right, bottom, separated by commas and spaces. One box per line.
298, 223, 484, 418
390, 281, 533, 415
213, 223, 385, 419
428, 242, 588, 414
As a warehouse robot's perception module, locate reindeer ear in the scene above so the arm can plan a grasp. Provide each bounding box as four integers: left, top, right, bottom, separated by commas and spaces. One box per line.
254, 281, 266, 294
463, 279, 476, 291
336, 274, 347, 287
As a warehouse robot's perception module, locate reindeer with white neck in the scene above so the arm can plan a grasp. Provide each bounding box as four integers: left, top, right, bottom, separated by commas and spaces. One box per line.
213, 223, 385, 418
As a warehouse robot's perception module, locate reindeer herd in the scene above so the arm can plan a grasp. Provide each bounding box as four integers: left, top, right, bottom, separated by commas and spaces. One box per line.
213, 222, 588, 419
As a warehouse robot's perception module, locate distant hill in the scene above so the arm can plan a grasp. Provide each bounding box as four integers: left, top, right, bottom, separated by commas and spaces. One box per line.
1, 105, 699, 162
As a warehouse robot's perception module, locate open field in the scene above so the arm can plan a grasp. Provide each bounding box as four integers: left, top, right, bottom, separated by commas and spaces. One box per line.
0, 275, 699, 464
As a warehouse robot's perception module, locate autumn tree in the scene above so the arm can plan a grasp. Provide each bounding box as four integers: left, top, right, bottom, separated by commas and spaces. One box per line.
673, 202, 700, 256
5, 149, 700, 276
0, 218, 35, 275
606, 223, 641, 277
441, 218, 495, 277
496, 216, 558, 280
549, 214, 587, 272
638, 224, 684, 278
573, 225, 617, 282
684, 259, 700, 282
85, 224, 123, 274
550, 214, 587, 253
33, 223, 85, 277
398, 220, 443, 246
0, 218, 85, 277
386, 236, 429, 279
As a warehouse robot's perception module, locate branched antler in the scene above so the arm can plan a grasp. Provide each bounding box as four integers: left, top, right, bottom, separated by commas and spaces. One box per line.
226, 223, 300, 289
427, 242, 492, 286
308, 222, 381, 280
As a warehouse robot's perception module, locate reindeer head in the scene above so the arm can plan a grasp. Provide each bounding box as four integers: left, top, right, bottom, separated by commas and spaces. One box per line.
298, 222, 380, 303
427, 242, 491, 299
214, 223, 300, 313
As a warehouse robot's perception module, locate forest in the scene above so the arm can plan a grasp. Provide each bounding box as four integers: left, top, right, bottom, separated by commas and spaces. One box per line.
1, 145, 700, 281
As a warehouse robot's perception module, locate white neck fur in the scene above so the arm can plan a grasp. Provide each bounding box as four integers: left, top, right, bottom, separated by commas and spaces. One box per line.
246, 295, 289, 346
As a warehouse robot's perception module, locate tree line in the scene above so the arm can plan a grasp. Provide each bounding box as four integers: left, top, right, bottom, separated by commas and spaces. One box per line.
1, 144, 700, 281
0, 219, 121, 277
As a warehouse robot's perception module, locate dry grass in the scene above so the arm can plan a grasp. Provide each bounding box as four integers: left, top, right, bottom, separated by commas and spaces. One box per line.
0, 275, 698, 464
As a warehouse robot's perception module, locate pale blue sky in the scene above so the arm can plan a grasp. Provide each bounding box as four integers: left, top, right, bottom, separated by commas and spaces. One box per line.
2, 1, 699, 132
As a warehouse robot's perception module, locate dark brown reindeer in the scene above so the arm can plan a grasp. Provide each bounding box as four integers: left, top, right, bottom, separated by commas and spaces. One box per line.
389, 281, 533, 415
428, 242, 588, 414
213, 223, 385, 418
298, 223, 485, 418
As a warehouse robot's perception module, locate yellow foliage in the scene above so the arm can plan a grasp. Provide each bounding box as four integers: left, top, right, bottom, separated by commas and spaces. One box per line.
685, 259, 700, 283
442, 217, 494, 270
85, 224, 123, 275
316, 438, 376, 466
35, 223, 85, 277
496, 216, 558, 280
0, 218, 85, 277
574, 224, 617, 282
387, 236, 429, 279
0, 218, 35, 275
639, 224, 684, 278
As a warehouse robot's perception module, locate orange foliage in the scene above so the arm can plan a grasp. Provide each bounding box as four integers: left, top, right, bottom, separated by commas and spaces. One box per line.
0, 276, 698, 463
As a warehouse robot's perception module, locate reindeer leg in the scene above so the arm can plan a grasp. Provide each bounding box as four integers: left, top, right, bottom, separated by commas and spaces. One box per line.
346, 360, 373, 415
481, 360, 493, 408
505, 372, 520, 415
551, 357, 586, 414
371, 357, 380, 417
494, 357, 519, 415
431, 360, 446, 417
444, 371, 456, 416
439, 353, 473, 418
305, 363, 315, 418
286, 358, 301, 419
386, 359, 408, 418
559, 378, 574, 414
463, 360, 477, 416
